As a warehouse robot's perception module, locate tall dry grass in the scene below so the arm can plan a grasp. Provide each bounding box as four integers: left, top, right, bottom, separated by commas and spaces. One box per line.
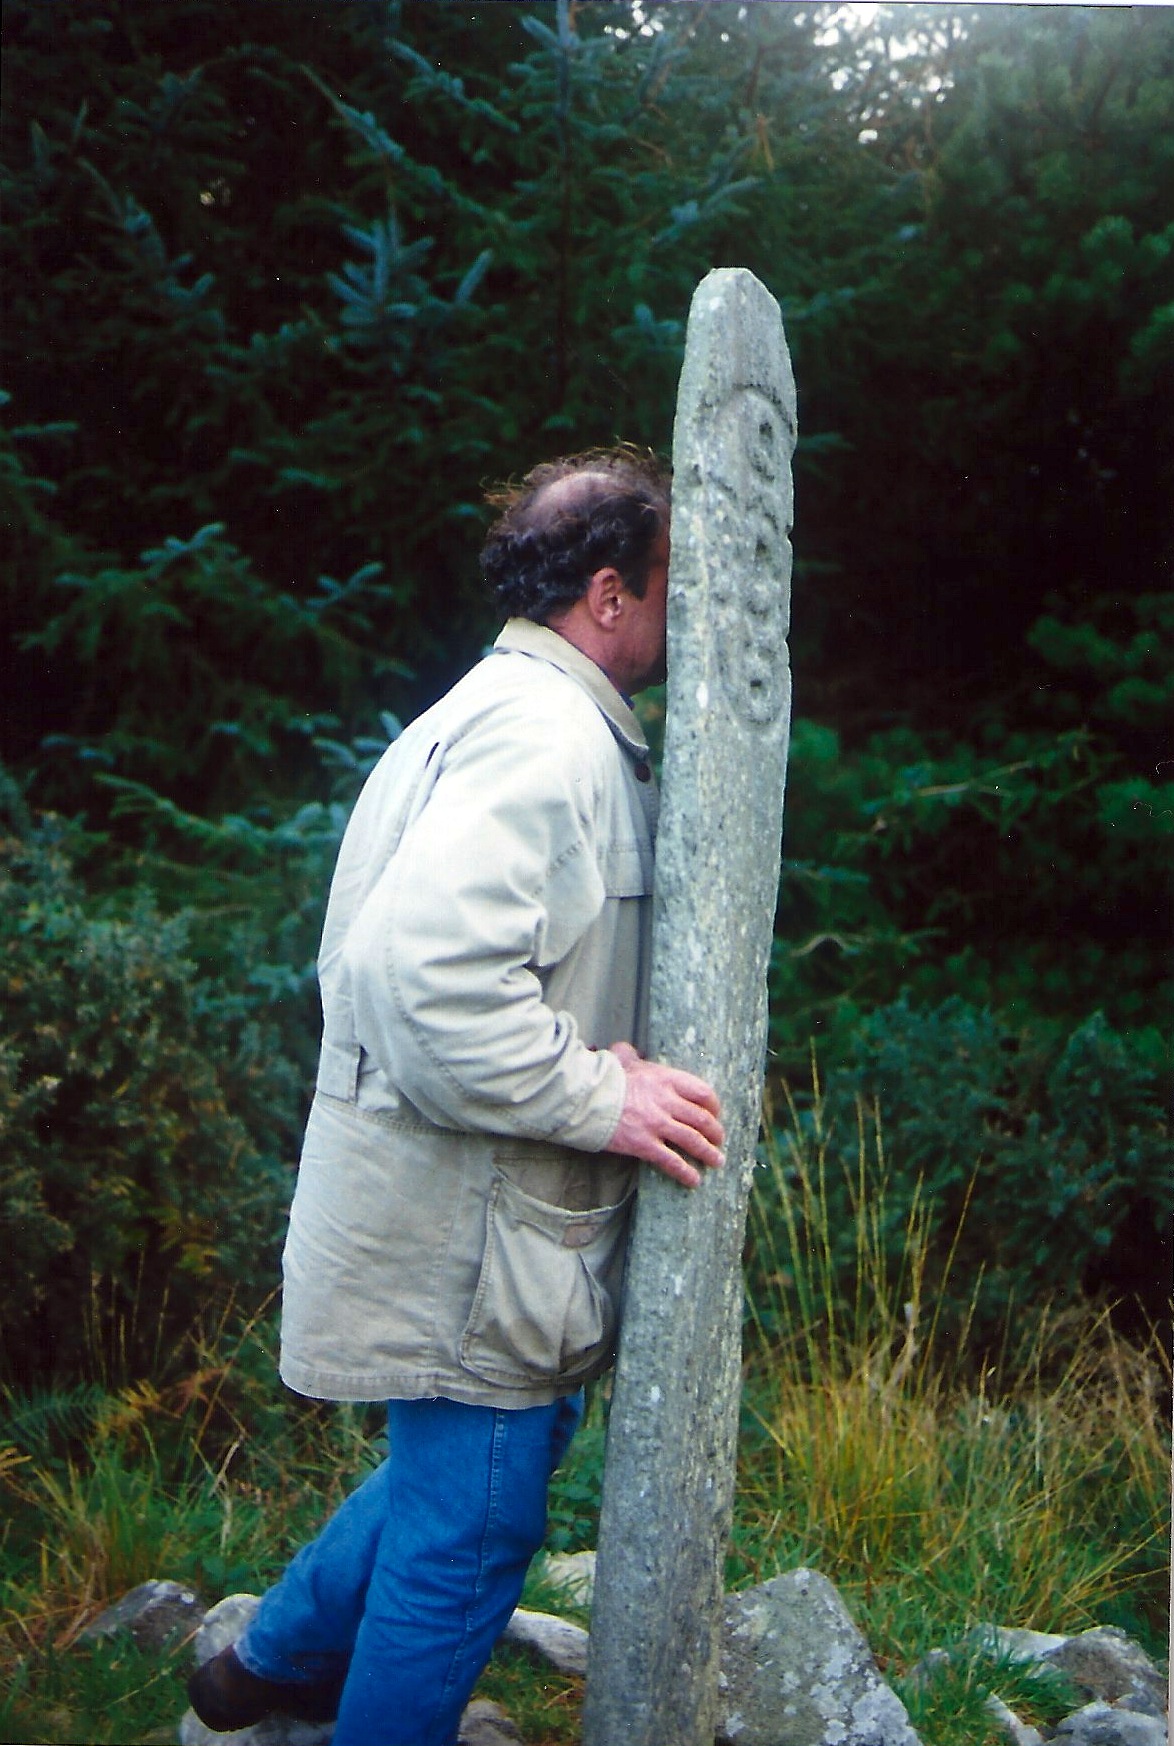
734, 1078, 1170, 1740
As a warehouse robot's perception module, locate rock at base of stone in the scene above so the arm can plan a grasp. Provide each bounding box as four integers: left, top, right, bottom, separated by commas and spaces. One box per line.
1051, 1701, 1168, 1746
191, 1591, 262, 1665
458, 1698, 526, 1744
179, 1706, 334, 1746
974, 1622, 1167, 1713
502, 1607, 590, 1677
1039, 1628, 1168, 1718
78, 1578, 206, 1652
717, 1568, 922, 1746
984, 1691, 1046, 1746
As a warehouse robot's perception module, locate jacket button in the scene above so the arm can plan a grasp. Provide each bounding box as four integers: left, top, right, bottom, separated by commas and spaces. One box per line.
634, 761, 652, 783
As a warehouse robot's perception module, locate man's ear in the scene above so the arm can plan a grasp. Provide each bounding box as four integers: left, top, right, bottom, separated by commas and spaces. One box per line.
585, 566, 625, 629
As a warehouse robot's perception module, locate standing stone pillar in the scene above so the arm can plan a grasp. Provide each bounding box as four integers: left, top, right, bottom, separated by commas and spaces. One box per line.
582, 268, 796, 1746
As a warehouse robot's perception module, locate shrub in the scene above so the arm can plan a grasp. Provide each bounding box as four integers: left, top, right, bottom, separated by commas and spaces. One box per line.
0, 785, 304, 1386
795, 995, 1172, 1343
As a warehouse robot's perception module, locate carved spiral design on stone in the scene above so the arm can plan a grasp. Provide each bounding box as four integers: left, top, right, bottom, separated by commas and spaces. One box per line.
704, 387, 792, 729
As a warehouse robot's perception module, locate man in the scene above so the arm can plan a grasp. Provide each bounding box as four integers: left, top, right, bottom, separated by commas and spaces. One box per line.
188, 448, 723, 1746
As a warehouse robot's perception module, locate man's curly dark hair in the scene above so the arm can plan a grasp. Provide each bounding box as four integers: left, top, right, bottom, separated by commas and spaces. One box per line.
479, 446, 671, 623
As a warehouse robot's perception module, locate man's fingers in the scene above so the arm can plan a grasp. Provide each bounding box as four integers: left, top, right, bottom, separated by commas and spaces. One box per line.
660, 1087, 724, 1156
605, 1044, 724, 1185
612, 1046, 724, 1123
651, 1149, 702, 1190
647, 1110, 724, 1181
662, 1064, 722, 1116
669, 1095, 724, 1147
650, 1092, 723, 1160
666, 1119, 724, 1171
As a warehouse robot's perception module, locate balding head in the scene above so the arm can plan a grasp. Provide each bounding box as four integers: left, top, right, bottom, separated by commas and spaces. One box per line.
480, 447, 670, 624
530, 467, 623, 523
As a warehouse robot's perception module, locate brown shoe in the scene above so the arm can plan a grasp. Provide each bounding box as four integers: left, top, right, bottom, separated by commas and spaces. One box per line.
187, 1643, 342, 1732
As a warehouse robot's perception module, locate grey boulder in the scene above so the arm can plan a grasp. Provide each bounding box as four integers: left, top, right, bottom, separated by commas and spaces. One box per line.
716, 1568, 922, 1746
191, 1592, 262, 1664
79, 1578, 205, 1652
502, 1606, 590, 1677
1050, 1701, 1168, 1746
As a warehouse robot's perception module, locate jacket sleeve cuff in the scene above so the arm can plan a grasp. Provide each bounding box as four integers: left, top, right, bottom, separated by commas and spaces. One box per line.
553, 1046, 629, 1154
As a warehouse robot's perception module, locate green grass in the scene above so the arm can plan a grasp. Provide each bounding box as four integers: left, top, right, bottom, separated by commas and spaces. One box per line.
2, 1096, 1168, 1745
0, 1304, 385, 1746
729, 1092, 1170, 1745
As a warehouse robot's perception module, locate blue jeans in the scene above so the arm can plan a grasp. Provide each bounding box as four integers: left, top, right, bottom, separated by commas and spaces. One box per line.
236, 1392, 583, 1746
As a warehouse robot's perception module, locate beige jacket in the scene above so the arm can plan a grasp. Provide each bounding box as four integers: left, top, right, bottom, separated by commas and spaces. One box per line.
279, 620, 658, 1407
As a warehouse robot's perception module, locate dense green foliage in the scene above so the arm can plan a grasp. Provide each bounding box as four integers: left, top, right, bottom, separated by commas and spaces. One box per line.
1, 0, 1171, 1385
803, 998, 1169, 1340
0, 777, 301, 1379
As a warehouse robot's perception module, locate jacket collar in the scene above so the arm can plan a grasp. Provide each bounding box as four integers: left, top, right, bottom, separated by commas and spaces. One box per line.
494, 618, 650, 759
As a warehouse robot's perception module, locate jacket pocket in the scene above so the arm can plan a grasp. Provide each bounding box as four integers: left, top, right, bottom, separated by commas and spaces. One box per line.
459, 1174, 634, 1387
601, 839, 653, 896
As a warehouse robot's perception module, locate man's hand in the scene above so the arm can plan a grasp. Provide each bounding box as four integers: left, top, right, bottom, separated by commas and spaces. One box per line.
605, 1041, 724, 1189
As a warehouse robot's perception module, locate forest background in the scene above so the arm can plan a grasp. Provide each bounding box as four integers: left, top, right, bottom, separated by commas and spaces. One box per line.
0, 4, 1172, 1734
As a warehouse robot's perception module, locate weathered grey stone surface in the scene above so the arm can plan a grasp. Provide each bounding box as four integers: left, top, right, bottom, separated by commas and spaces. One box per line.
457, 1698, 525, 1744
1050, 1701, 1168, 1746
1041, 1627, 1167, 1716
502, 1606, 590, 1676
964, 1622, 1168, 1727
583, 267, 796, 1746
973, 1625, 1070, 1663
984, 1691, 1046, 1746
191, 1591, 262, 1664
715, 1569, 921, 1746
179, 1703, 333, 1746
79, 1577, 204, 1651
